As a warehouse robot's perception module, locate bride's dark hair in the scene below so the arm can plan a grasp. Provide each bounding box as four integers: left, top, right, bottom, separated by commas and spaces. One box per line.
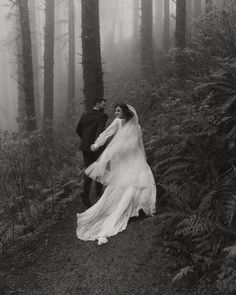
115, 103, 134, 121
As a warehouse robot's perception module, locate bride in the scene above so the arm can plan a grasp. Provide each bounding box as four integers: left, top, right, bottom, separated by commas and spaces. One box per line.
76, 103, 156, 245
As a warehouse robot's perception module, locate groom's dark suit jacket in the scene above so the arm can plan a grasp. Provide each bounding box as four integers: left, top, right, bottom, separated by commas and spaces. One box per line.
76, 109, 108, 152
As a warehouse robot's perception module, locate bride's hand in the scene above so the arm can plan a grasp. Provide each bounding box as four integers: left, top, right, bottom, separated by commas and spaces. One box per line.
90, 144, 98, 152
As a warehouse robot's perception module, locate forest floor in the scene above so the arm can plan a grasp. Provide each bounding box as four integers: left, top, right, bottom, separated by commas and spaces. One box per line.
1, 192, 191, 295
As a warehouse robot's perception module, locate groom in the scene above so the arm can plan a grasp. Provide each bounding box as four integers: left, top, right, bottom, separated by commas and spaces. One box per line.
76, 99, 108, 207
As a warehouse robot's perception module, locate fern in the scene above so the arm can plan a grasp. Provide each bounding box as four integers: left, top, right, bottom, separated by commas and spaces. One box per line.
154, 156, 197, 172
223, 244, 236, 259
172, 266, 194, 283
174, 215, 216, 238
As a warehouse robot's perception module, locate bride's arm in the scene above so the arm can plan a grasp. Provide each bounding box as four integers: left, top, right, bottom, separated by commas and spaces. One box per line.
91, 118, 120, 151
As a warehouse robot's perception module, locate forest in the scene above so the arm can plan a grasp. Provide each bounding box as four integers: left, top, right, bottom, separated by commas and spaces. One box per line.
0, 0, 236, 294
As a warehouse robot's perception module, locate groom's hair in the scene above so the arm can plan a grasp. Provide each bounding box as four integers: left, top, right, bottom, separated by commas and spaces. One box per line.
114, 103, 134, 121
96, 98, 106, 105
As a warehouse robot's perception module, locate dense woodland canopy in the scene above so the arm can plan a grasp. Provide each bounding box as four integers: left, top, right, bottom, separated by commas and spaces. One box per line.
0, 0, 236, 294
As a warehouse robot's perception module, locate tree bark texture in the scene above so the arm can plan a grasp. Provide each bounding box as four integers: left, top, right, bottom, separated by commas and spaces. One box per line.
18, 0, 36, 131
81, 0, 103, 111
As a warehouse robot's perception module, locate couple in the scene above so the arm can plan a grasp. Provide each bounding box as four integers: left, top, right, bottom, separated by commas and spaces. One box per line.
76, 99, 156, 245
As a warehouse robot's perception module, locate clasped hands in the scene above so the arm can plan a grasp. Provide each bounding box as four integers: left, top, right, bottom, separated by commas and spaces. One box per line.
90, 144, 98, 152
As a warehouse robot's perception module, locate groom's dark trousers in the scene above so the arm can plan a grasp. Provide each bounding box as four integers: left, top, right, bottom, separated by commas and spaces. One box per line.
76, 109, 108, 203
82, 150, 103, 198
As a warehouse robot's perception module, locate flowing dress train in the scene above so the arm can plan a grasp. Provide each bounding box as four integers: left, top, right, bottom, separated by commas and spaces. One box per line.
76, 114, 156, 245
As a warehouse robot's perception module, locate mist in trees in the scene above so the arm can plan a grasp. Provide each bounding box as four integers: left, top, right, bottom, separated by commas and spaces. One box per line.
1, 1, 236, 293
0, 0, 232, 132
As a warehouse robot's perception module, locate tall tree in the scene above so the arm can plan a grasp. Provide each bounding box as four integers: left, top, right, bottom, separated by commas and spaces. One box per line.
15, 13, 25, 130
175, 0, 186, 49
133, 0, 140, 45
81, 0, 103, 111
163, 0, 170, 51
29, 0, 41, 128
18, 0, 36, 131
193, 0, 201, 18
67, 0, 75, 122
43, 0, 55, 138
141, 0, 153, 75
154, 0, 164, 48
186, 0, 193, 29
175, 0, 186, 77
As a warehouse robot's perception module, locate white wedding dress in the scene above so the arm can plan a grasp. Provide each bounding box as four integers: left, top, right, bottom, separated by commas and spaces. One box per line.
76, 106, 156, 245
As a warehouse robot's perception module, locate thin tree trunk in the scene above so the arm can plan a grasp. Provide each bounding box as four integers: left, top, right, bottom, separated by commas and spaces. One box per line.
154, 0, 164, 48
175, 0, 186, 78
186, 0, 192, 29
163, 0, 170, 51
133, 0, 140, 44
81, 0, 103, 111
43, 0, 55, 139
67, 0, 75, 123
193, 0, 202, 18
16, 14, 25, 131
29, 0, 41, 128
141, 0, 153, 75
18, 0, 37, 132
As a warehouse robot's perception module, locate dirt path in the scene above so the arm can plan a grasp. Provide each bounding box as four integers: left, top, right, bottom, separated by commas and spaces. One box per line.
3, 197, 186, 295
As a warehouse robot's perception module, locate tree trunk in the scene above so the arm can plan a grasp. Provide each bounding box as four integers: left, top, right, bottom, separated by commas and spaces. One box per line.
175, 0, 186, 78
175, 0, 186, 49
163, 0, 170, 51
43, 0, 55, 139
141, 0, 153, 75
186, 0, 193, 29
18, 0, 36, 132
133, 0, 140, 45
154, 0, 164, 48
29, 0, 41, 128
81, 0, 103, 111
16, 14, 25, 131
193, 0, 202, 18
67, 0, 75, 123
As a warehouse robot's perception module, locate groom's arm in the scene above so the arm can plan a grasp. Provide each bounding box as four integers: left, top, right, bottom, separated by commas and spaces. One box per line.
76, 115, 84, 138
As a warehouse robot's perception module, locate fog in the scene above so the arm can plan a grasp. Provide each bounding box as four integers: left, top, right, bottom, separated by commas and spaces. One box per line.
0, 0, 138, 131
0, 0, 221, 131
0, 1, 18, 131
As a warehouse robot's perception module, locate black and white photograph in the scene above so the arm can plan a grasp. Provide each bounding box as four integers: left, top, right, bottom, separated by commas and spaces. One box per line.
0, 0, 236, 294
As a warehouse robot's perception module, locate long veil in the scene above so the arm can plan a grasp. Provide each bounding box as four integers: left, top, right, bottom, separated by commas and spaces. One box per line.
127, 105, 146, 160
85, 104, 153, 187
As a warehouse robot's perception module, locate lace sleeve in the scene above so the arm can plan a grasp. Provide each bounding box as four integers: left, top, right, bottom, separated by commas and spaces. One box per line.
93, 118, 120, 149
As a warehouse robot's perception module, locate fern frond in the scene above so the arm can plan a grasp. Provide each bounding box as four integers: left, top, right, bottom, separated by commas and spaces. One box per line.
223, 244, 236, 259
172, 266, 194, 283
174, 215, 216, 238
225, 195, 236, 226
155, 156, 197, 172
